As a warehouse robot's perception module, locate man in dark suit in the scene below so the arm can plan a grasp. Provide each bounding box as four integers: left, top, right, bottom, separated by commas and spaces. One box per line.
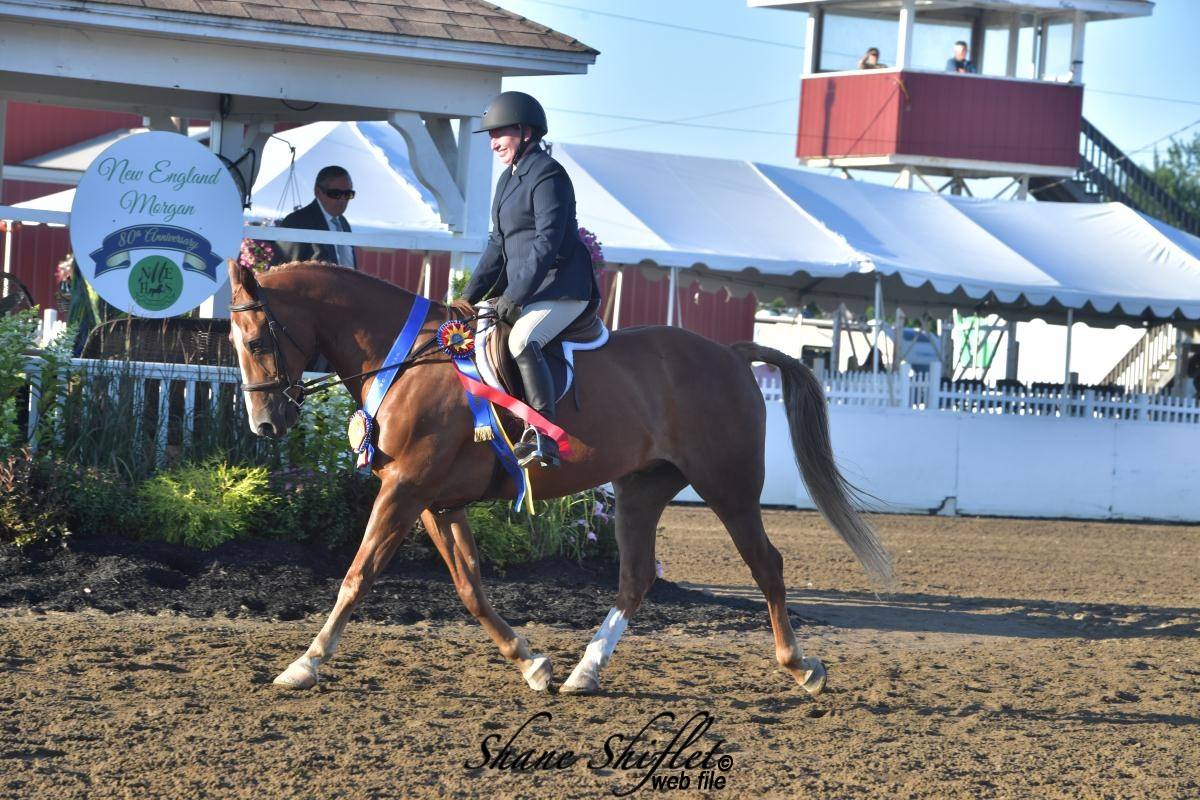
463, 91, 599, 468
272, 165, 358, 269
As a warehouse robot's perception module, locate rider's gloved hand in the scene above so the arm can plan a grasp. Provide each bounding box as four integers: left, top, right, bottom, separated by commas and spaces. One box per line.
495, 295, 522, 325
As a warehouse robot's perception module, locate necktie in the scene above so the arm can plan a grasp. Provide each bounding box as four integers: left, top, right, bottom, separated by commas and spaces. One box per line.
330, 216, 354, 269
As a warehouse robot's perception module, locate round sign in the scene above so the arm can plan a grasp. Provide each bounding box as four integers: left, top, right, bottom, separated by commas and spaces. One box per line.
69, 131, 242, 318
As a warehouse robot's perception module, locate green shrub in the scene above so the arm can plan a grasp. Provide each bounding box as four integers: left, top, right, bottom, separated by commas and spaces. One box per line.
257, 467, 378, 550
137, 460, 273, 549
0, 310, 39, 454
0, 449, 69, 546
63, 463, 143, 537
466, 502, 533, 570
464, 487, 618, 570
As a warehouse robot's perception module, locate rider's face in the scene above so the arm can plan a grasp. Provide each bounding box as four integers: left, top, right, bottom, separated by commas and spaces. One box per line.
490, 125, 530, 166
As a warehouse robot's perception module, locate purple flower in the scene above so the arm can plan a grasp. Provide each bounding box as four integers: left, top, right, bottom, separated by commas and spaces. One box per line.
587, 531, 597, 542
578, 227, 605, 273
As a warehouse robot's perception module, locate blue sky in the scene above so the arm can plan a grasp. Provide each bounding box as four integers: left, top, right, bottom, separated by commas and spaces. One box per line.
499, 0, 1200, 173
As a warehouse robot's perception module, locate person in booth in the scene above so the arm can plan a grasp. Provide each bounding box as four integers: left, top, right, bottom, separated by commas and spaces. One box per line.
460, 91, 600, 470
946, 40, 976, 74
272, 165, 358, 269
858, 47, 886, 69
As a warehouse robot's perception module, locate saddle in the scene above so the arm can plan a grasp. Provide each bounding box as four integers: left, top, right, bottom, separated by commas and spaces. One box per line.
455, 297, 608, 404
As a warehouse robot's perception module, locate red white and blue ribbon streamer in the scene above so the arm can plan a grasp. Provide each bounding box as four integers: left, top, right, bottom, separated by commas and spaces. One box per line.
452, 355, 532, 511
355, 295, 431, 468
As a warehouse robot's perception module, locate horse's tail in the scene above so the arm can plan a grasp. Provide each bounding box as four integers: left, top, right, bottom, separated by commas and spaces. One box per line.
731, 342, 894, 587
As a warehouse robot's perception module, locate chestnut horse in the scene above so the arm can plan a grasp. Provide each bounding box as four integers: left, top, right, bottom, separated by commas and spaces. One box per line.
226, 260, 892, 696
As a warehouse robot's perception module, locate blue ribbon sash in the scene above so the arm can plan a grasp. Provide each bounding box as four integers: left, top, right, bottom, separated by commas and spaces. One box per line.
356, 295, 432, 468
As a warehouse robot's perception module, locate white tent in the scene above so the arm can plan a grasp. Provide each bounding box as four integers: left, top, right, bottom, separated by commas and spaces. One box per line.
15, 129, 1200, 326
248, 121, 447, 235
554, 143, 1200, 326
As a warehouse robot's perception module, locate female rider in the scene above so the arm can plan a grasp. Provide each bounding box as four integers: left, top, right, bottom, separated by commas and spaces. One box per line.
462, 91, 600, 469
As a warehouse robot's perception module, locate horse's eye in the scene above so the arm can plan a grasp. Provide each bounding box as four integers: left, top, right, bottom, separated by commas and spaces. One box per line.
247, 339, 265, 354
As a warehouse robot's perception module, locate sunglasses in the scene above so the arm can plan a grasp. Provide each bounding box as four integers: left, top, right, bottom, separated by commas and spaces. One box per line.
319, 186, 356, 200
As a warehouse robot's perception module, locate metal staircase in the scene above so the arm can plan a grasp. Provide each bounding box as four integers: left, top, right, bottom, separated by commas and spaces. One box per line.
1030, 117, 1200, 237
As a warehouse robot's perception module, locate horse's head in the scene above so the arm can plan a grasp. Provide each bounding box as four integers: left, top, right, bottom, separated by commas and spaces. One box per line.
227, 261, 314, 438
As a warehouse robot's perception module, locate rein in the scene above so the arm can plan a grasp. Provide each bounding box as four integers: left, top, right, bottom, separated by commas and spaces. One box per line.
230, 290, 495, 407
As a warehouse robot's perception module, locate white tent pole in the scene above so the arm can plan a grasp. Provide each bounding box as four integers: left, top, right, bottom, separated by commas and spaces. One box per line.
0, 97, 7, 189
872, 273, 883, 375
666, 267, 678, 326
0, 98, 7, 299
831, 304, 843, 374
420, 251, 432, 299
2, 221, 12, 295
1061, 308, 1074, 417
611, 268, 624, 331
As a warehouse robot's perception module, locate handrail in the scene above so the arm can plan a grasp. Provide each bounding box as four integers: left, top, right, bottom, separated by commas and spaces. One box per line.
1077, 118, 1200, 236
1101, 323, 1178, 392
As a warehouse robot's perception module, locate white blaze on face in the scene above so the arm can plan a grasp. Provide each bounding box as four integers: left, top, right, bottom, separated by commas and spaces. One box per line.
229, 321, 260, 428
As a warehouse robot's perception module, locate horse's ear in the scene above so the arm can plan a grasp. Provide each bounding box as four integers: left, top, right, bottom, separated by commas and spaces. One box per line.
227, 258, 259, 298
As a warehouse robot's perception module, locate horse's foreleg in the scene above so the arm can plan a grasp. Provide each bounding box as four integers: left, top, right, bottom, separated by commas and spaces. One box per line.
420, 509, 553, 691
274, 481, 424, 690
561, 466, 686, 695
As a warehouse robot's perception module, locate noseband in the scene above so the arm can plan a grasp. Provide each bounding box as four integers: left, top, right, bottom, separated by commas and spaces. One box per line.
229, 293, 309, 407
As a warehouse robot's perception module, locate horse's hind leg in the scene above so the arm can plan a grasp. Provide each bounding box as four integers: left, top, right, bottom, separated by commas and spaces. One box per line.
560, 464, 687, 695
687, 472, 827, 695
274, 481, 424, 690
420, 508, 552, 691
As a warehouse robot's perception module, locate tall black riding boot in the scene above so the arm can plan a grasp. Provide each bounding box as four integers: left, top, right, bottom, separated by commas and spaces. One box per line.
513, 341, 561, 468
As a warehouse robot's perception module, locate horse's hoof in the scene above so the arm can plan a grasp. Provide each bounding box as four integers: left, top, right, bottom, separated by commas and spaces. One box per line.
559, 666, 600, 695
799, 657, 827, 696
522, 655, 553, 692
273, 657, 318, 690
558, 678, 599, 695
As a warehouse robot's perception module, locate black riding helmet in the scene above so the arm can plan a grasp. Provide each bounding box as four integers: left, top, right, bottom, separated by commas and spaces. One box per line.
475, 91, 548, 136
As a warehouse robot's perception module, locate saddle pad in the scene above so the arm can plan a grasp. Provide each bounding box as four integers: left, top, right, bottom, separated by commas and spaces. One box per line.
474, 304, 610, 402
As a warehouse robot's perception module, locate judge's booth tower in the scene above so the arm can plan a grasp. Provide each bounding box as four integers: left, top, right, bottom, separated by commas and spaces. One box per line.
748, 0, 1172, 390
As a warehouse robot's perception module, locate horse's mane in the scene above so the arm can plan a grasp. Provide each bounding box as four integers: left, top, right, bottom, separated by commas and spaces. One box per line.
257, 260, 444, 307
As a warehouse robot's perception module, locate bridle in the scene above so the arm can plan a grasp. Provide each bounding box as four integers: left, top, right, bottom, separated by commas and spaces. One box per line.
230, 290, 495, 408
229, 293, 310, 407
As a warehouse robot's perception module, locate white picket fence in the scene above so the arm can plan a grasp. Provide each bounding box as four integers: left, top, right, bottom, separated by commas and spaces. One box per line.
25, 355, 1200, 460
755, 363, 1200, 424
22, 357, 242, 458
